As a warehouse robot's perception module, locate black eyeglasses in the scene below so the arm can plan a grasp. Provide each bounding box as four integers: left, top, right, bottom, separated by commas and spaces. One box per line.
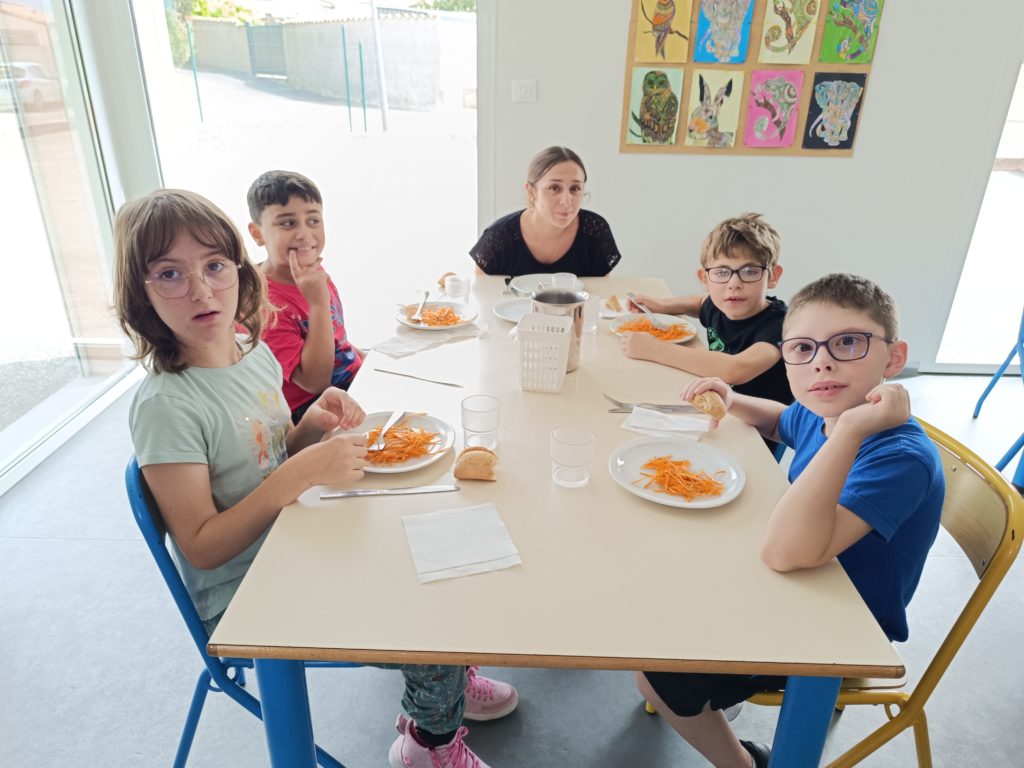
778, 332, 895, 365
705, 265, 768, 284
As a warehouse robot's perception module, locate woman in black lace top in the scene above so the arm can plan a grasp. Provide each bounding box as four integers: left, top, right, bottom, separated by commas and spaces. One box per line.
470, 146, 622, 277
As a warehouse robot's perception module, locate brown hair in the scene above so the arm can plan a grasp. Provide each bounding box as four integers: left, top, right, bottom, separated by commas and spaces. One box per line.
700, 212, 781, 269
526, 146, 588, 185
246, 170, 322, 223
785, 273, 900, 339
114, 189, 267, 374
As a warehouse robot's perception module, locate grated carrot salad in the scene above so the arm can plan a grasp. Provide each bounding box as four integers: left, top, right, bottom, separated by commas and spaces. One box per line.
635, 455, 725, 500
366, 420, 440, 464
617, 317, 691, 341
416, 306, 462, 327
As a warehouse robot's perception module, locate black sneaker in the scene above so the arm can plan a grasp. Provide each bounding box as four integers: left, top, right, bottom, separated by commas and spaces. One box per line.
739, 740, 772, 768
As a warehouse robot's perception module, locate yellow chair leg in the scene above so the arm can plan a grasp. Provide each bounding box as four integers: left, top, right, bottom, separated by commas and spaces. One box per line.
645, 700, 657, 714
912, 712, 932, 768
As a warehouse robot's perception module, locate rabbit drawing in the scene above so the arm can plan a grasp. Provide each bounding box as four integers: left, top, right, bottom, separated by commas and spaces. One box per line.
687, 74, 734, 148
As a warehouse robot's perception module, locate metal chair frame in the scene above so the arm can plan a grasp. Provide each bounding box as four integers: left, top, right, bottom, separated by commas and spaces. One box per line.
748, 419, 1024, 767
972, 305, 1024, 488
126, 456, 358, 768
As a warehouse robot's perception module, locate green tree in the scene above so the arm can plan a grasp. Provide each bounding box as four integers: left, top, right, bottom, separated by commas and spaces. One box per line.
411, 0, 477, 11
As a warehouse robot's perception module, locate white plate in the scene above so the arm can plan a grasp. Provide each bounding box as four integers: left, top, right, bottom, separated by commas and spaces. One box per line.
396, 301, 478, 331
492, 297, 533, 323
608, 437, 745, 509
509, 273, 585, 296
345, 412, 455, 474
609, 313, 697, 343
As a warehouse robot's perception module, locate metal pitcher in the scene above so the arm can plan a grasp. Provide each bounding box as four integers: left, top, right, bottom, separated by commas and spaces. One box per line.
531, 288, 586, 372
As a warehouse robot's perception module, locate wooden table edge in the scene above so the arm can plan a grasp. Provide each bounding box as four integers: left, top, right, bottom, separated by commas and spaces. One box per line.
207, 644, 905, 679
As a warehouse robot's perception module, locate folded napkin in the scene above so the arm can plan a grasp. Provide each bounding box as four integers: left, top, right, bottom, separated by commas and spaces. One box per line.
621, 406, 710, 440
374, 322, 486, 359
402, 503, 522, 584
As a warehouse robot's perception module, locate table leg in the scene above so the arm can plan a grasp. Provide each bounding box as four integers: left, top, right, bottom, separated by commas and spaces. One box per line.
770, 675, 841, 767
254, 658, 317, 768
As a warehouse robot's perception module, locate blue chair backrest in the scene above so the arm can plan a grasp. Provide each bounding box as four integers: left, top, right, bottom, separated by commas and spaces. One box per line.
125, 456, 243, 681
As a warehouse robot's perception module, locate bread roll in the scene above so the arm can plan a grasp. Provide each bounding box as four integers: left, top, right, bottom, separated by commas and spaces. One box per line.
453, 446, 498, 481
437, 271, 456, 291
604, 295, 622, 312
690, 391, 727, 421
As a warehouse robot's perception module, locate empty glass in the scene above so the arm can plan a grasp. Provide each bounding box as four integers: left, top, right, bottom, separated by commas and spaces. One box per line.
551, 427, 595, 488
551, 272, 577, 289
461, 395, 500, 450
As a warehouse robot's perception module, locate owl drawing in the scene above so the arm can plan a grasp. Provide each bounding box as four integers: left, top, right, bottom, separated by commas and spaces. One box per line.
630, 70, 679, 145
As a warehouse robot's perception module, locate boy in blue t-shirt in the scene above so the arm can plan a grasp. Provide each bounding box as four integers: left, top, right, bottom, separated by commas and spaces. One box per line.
638, 273, 945, 768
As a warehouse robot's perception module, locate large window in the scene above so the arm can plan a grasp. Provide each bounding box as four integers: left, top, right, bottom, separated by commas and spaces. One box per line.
0, 1, 136, 492
133, 0, 478, 344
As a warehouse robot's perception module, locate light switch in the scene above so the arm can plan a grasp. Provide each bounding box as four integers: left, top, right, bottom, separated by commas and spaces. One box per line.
511, 79, 538, 103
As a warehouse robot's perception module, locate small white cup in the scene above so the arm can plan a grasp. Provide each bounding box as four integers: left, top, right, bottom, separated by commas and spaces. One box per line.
551, 427, 595, 488
551, 272, 577, 290
462, 395, 500, 450
583, 294, 600, 333
444, 274, 470, 304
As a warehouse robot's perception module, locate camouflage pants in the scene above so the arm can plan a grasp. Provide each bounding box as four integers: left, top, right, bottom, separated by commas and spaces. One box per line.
204, 613, 466, 734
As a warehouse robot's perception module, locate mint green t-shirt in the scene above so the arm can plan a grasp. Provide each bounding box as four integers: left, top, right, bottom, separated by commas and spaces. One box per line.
129, 342, 291, 622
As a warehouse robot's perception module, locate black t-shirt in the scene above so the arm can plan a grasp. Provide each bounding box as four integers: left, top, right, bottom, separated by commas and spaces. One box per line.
469, 209, 622, 277
699, 295, 793, 406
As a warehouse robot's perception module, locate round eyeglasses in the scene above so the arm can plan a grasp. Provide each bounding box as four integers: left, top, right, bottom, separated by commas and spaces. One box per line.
705, 265, 768, 284
144, 260, 239, 299
778, 332, 895, 365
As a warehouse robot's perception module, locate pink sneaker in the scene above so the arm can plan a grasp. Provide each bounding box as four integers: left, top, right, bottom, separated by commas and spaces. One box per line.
463, 666, 519, 721
388, 714, 491, 768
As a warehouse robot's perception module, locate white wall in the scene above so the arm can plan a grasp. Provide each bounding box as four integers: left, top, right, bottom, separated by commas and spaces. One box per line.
478, 1, 1024, 371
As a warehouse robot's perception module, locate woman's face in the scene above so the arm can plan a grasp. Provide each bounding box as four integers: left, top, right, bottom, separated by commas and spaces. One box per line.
527, 161, 586, 231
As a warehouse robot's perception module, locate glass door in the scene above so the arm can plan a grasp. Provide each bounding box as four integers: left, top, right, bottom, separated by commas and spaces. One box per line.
0, 2, 136, 491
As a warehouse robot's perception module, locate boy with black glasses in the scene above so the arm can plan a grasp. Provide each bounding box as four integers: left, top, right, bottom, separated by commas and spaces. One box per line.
624, 213, 792, 407
636, 273, 944, 768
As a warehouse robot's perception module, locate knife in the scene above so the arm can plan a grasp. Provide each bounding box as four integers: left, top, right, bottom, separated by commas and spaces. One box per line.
320, 485, 460, 500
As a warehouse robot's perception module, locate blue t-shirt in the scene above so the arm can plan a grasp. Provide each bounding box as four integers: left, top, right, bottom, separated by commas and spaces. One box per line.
778, 403, 945, 642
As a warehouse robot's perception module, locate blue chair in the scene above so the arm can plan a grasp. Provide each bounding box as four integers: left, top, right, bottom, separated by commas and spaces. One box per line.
125, 456, 357, 767
972, 305, 1024, 489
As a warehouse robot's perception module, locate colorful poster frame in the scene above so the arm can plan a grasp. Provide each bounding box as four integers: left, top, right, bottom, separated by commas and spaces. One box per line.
620, 0, 882, 157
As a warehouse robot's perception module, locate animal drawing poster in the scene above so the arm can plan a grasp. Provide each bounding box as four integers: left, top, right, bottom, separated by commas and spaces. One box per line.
758, 0, 822, 64
634, 0, 693, 64
802, 72, 866, 150
626, 68, 684, 145
819, 0, 885, 64
684, 69, 743, 148
744, 70, 804, 148
693, 0, 754, 64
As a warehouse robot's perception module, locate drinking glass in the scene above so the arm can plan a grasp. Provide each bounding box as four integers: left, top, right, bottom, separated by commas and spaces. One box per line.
551, 427, 595, 488
551, 272, 577, 289
444, 274, 470, 305
461, 395, 500, 450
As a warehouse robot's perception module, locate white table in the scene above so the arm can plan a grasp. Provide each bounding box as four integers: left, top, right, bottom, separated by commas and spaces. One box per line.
210, 275, 903, 767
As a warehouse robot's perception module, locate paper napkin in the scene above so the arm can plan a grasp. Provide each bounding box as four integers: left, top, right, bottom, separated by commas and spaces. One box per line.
402, 503, 521, 584
621, 406, 710, 440
373, 322, 485, 359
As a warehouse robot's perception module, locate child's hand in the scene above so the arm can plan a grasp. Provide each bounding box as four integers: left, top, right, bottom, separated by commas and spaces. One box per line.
681, 377, 732, 428
288, 248, 330, 306
311, 433, 367, 486
620, 331, 663, 361
835, 383, 911, 440
306, 388, 366, 431
627, 294, 670, 314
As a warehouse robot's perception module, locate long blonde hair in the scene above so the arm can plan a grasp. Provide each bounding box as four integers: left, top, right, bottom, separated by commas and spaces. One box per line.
113, 189, 268, 373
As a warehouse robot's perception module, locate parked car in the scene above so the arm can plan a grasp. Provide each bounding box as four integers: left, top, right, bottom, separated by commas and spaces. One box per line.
0, 62, 61, 111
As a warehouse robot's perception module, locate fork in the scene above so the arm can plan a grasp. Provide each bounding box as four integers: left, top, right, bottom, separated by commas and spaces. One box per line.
603, 393, 697, 413
625, 292, 668, 329
368, 410, 405, 452
409, 290, 429, 323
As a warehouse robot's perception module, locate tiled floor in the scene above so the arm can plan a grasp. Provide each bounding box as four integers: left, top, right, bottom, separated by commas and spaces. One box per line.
1, 373, 1020, 767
